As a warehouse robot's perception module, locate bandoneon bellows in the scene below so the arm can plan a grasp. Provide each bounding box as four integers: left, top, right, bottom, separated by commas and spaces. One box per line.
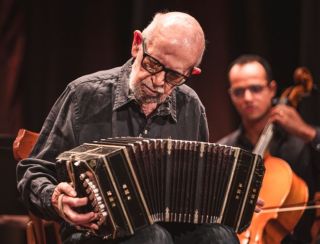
56, 137, 264, 240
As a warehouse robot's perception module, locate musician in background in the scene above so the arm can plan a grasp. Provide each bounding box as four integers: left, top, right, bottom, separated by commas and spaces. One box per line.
218, 54, 320, 243
16, 11, 239, 244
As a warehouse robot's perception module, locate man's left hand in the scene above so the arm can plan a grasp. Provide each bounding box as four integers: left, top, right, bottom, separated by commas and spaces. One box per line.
270, 104, 316, 142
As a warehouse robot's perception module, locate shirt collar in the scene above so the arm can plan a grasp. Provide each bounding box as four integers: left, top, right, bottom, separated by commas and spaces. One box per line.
113, 59, 134, 111
113, 58, 177, 122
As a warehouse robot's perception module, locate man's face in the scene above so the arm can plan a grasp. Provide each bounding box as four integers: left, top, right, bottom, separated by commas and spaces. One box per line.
229, 61, 276, 123
130, 34, 197, 105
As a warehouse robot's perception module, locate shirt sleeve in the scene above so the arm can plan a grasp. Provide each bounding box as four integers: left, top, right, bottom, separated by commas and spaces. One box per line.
16, 84, 80, 220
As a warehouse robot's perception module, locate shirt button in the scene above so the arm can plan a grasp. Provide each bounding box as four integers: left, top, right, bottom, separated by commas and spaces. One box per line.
144, 130, 148, 135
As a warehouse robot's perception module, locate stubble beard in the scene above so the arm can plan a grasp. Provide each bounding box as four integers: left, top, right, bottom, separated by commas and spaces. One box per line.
129, 69, 166, 104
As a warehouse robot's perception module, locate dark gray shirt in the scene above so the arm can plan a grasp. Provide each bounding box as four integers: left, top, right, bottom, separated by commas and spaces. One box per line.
16, 59, 209, 228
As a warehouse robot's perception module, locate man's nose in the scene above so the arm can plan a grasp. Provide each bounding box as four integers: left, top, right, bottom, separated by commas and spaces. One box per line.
243, 89, 253, 100
152, 71, 166, 86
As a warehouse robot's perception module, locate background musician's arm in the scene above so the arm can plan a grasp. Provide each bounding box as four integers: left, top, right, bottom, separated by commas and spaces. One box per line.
269, 104, 320, 149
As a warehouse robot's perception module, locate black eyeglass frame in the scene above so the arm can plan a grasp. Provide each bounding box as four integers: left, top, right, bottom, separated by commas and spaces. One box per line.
141, 39, 191, 86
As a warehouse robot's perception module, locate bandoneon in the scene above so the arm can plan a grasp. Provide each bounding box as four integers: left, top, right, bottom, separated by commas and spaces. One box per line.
56, 137, 264, 240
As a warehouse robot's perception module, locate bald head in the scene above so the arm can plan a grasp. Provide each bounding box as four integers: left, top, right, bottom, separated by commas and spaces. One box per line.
129, 11, 205, 109
142, 12, 205, 66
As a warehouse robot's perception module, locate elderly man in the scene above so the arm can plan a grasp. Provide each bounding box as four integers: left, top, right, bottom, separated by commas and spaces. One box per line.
17, 12, 239, 244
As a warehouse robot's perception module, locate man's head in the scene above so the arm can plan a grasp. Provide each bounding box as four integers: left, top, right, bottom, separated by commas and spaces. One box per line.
228, 55, 277, 123
129, 11, 205, 105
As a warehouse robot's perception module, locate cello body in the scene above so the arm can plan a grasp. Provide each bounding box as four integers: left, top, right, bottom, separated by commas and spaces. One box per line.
238, 155, 308, 243
263, 172, 308, 243
238, 155, 308, 244
311, 193, 320, 244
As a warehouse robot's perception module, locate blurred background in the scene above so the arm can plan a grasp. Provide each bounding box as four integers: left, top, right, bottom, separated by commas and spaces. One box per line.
1, 0, 319, 243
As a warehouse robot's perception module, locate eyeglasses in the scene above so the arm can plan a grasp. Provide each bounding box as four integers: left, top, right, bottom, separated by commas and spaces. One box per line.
229, 84, 268, 98
141, 39, 190, 86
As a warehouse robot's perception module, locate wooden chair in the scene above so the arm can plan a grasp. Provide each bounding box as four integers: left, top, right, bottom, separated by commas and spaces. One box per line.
13, 129, 62, 244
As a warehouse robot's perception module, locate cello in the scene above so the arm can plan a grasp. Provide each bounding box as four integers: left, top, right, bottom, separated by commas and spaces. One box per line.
238, 67, 313, 243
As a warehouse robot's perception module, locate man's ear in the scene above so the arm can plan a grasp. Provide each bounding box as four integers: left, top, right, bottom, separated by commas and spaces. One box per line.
131, 30, 143, 58
269, 80, 277, 97
192, 67, 201, 75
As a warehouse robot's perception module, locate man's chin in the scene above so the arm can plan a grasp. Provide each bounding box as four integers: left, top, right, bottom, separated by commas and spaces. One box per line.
138, 96, 161, 104
138, 94, 168, 104
245, 114, 266, 123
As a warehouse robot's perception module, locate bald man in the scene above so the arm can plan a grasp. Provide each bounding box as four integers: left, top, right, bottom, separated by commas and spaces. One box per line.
17, 12, 239, 244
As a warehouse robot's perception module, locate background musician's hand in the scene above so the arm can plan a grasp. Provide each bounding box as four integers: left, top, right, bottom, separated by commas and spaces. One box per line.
52, 182, 99, 230
255, 198, 264, 213
270, 104, 316, 142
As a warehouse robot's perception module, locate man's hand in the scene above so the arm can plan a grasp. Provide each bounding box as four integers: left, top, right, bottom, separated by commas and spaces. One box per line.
270, 104, 316, 142
255, 198, 265, 213
52, 182, 99, 230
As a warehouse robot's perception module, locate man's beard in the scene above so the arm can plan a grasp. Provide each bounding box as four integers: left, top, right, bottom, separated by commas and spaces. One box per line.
132, 81, 165, 104
129, 70, 166, 104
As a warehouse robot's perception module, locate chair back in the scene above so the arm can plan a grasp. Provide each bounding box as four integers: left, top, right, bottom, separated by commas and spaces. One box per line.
13, 129, 39, 161
13, 129, 61, 244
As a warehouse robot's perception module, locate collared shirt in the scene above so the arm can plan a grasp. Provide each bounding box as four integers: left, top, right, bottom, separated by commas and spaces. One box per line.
16, 59, 209, 239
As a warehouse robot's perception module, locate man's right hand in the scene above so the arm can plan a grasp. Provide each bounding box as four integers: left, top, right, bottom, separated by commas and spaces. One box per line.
51, 182, 99, 230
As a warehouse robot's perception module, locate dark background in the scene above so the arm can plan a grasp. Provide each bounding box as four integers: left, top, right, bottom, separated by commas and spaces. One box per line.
0, 0, 319, 242
2, 0, 319, 141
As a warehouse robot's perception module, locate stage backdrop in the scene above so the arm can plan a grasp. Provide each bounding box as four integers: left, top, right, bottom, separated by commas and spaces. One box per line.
1, 0, 320, 142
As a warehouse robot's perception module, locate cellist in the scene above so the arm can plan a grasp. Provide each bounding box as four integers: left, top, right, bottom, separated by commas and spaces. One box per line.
218, 54, 320, 243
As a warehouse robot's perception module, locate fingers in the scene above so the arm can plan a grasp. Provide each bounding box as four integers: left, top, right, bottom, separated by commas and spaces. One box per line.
270, 104, 314, 140
63, 195, 88, 207
81, 222, 99, 230
53, 182, 88, 207
55, 182, 77, 197
256, 198, 265, 208
254, 206, 262, 213
63, 204, 98, 226
270, 105, 286, 120
271, 104, 300, 120
51, 182, 97, 227
52, 182, 77, 211
269, 105, 296, 127
254, 198, 265, 213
